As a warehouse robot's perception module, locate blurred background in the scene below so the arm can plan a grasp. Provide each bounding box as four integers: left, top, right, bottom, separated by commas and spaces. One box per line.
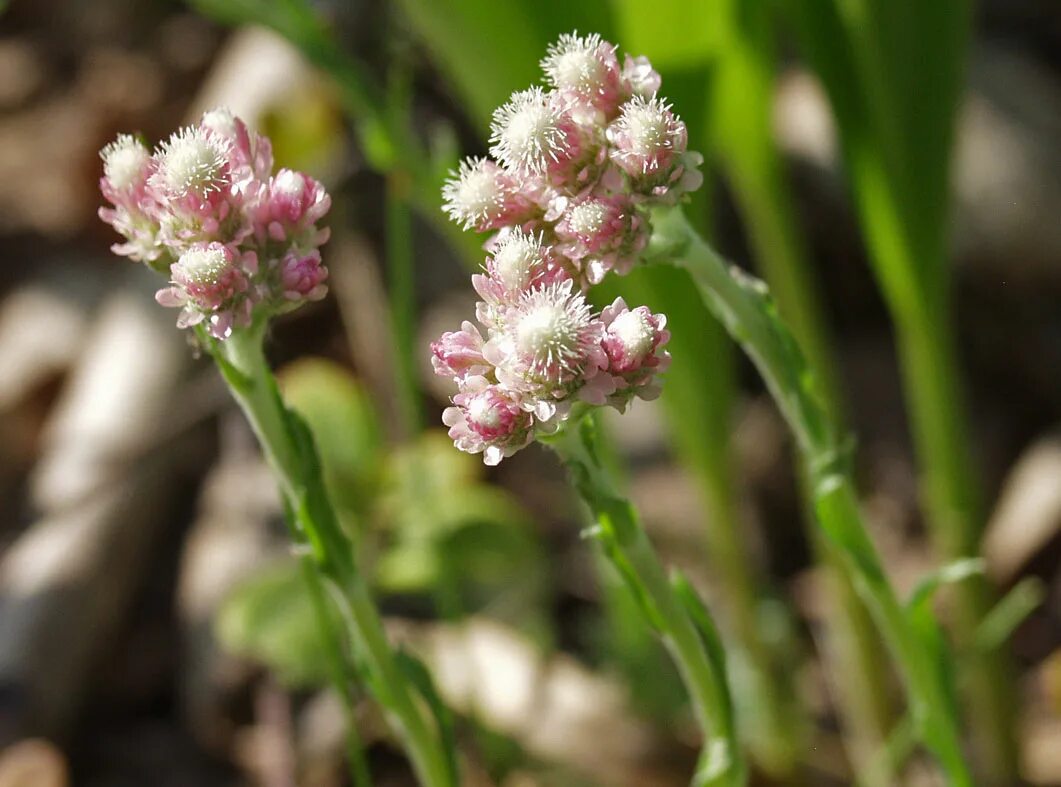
0, 0, 1058, 785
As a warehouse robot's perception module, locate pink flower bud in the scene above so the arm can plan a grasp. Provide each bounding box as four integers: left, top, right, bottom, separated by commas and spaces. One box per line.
554, 195, 647, 283
621, 54, 662, 98
600, 297, 670, 407
541, 32, 622, 118
200, 107, 274, 184
255, 169, 331, 247
156, 242, 253, 339
279, 249, 328, 302
443, 376, 534, 465
431, 321, 491, 381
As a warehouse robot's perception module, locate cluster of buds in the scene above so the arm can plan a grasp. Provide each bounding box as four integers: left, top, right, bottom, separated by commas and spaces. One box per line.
98, 109, 330, 339
435, 33, 694, 465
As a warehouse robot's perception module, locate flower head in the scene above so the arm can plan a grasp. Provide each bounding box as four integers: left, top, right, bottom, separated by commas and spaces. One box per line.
608, 96, 703, 201
490, 87, 597, 185
99, 134, 165, 265
100, 135, 152, 203
443, 377, 534, 465
600, 297, 670, 407
151, 126, 230, 200
441, 157, 532, 232
608, 95, 686, 177
100, 108, 334, 340
554, 195, 647, 283
541, 32, 621, 117
431, 321, 491, 382
433, 33, 695, 462
485, 280, 607, 415
155, 242, 254, 338
472, 228, 571, 318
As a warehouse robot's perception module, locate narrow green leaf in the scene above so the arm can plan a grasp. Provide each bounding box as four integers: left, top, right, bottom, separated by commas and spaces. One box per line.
395, 650, 461, 787
906, 558, 986, 614
974, 577, 1045, 654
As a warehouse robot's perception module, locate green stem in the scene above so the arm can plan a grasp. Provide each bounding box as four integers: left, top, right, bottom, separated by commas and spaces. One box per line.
214, 322, 456, 787
296, 553, 373, 787
626, 252, 802, 775
543, 414, 746, 787
645, 206, 972, 785
725, 152, 896, 781
717, 111, 895, 778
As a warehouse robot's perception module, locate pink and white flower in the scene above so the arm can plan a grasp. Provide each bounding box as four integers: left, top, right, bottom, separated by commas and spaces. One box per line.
431, 321, 491, 382
443, 377, 534, 465
489, 87, 603, 188
541, 32, 622, 119
155, 242, 255, 339
484, 280, 609, 418
554, 195, 647, 283
429, 32, 700, 463
442, 156, 534, 232
472, 228, 571, 324
149, 125, 251, 248
607, 96, 703, 202
98, 135, 166, 266
251, 169, 331, 249
600, 297, 671, 407
100, 108, 334, 341
607, 95, 686, 179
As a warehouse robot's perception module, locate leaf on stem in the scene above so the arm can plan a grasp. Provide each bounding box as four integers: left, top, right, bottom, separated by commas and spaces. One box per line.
974, 577, 1045, 655
395, 650, 461, 787
905, 558, 985, 614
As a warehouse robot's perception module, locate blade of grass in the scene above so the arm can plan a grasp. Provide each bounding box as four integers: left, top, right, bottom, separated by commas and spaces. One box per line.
383, 42, 422, 436
787, 1, 1018, 779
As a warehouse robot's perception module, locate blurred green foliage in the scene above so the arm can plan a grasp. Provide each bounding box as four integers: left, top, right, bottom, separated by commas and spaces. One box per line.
217, 561, 333, 686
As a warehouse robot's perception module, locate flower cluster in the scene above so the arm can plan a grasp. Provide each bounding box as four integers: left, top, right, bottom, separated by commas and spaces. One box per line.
435, 33, 693, 465
98, 109, 330, 339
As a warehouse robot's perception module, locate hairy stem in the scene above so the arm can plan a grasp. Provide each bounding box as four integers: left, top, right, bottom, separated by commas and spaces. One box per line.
213, 322, 456, 787
645, 206, 972, 785
543, 414, 746, 787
